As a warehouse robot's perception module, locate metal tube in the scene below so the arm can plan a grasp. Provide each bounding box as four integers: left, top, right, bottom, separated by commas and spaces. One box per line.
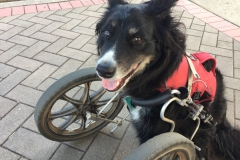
97, 92, 119, 116
190, 117, 201, 140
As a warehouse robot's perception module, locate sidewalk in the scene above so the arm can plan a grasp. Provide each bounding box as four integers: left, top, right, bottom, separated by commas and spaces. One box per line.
0, 0, 240, 160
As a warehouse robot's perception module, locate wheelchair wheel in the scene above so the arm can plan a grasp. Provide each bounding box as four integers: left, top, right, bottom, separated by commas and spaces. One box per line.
125, 132, 196, 160
34, 67, 124, 141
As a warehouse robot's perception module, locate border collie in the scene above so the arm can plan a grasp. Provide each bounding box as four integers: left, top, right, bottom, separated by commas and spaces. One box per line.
95, 0, 240, 159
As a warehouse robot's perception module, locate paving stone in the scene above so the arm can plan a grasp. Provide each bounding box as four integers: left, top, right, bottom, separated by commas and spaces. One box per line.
54, 8, 73, 16
82, 133, 120, 160
72, 26, 95, 35
200, 45, 233, 57
235, 68, 240, 79
21, 64, 58, 88
0, 96, 17, 119
88, 36, 97, 45
179, 17, 192, 28
217, 41, 233, 50
224, 76, 240, 90
19, 24, 44, 36
40, 21, 64, 33
216, 56, 233, 77
234, 51, 240, 68
235, 90, 240, 119
204, 24, 218, 33
186, 29, 203, 37
79, 17, 99, 27
117, 104, 131, 121
36, 10, 56, 18
65, 13, 88, 20
0, 22, 14, 31
113, 124, 139, 160
192, 17, 205, 26
81, 43, 97, 54
0, 15, 21, 23
0, 30, 3, 34
0, 40, 15, 51
44, 38, 72, 53
7, 56, 43, 72
0, 147, 20, 160
79, 54, 98, 69
19, 157, 28, 160
186, 36, 201, 50
52, 29, 79, 39
97, 8, 106, 13
50, 59, 83, 79
3, 128, 60, 160
64, 133, 96, 152
0, 63, 16, 78
6, 85, 43, 106
87, 4, 103, 11
0, 44, 27, 63
18, 12, 39, 20
58, 47, 92, 61
68, 34, 92, 49
182, 11, 194, 18
218, 32, 232, 42
34, 51, 68, 66
71, 7, 87, 14
60, 19, 82, 30
0, 26, 25, 40
0, 104, 34, 144
190, 24, 204, 31
22, 115, 39, 133
8, 35, 38, 47
47, 15, 71, 23
202, 32, 218, 46
225, 88, 234, 102
235, 119, 240, 129
28, 16, 53, 25
81, 10, 103, 18
234, 40, 240, 51
0, 69, 30, 96
31, 31, 59, 43
8, 19, 34, 28
20, 41, 50, 58
51, 144, 83, 160
226, 101, 235, 126
37, 78, 56, 91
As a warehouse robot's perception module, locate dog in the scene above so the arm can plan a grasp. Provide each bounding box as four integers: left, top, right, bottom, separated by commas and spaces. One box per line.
95, 0, 240, 159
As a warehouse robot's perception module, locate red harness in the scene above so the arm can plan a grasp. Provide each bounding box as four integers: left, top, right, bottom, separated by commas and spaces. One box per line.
159, 52, 217, 104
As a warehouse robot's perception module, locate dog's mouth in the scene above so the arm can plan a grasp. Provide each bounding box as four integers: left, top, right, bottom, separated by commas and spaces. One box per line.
101, 63, 140, 91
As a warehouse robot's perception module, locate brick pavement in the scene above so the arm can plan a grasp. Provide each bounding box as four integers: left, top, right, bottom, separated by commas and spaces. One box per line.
0, 1, 240, 160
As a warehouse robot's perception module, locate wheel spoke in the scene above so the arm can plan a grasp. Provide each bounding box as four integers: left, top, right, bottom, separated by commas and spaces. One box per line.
58, 115, 77, 131
60, 94, 83, 105
80, 82, 91, 104
50, 106, 78, 120
90, 87, 106, 104
93, 98, 118, 108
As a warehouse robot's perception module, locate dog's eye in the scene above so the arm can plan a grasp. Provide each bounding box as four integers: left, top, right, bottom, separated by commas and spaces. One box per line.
132, 37, 143, 43
103, 31, 110, 37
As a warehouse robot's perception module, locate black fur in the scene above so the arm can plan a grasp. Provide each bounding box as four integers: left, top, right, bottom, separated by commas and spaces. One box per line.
96, 0, 240, 159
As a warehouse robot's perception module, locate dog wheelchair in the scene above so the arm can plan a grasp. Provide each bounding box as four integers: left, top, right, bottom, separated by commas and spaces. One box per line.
34, 67, 213, 160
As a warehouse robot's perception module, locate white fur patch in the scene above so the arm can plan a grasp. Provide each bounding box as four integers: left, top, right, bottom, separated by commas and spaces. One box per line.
98, 47, 116, 67
131, 106, 142, 120
129, 28, 138, 35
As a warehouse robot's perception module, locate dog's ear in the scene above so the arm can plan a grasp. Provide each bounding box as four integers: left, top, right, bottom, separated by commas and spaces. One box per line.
108, 0, 128, 8
145, 0, 177, 19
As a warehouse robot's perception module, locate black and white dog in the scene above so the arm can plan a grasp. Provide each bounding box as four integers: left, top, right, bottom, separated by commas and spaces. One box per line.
95, 0, 240, 159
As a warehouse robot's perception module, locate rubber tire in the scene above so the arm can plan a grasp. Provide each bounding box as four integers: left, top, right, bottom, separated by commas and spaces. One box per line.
125, 132, 196, 160
34, 67, 124, 141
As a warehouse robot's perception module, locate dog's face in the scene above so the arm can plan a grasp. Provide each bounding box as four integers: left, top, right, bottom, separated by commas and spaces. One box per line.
96, 0, 178, 92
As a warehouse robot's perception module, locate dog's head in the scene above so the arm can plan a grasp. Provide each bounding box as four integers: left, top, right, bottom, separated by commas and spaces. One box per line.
96, 0, 184, 92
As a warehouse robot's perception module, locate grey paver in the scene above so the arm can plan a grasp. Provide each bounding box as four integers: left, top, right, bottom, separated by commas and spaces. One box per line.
186, 36, 201, 50
6, 85, 43, 106
60, 19, 82, 30
54, 9, 73, 16
0, 44, 27, 63
0, 147, 21, 160
52, 29, 79, 39
7, 56, 43, 72
31, 31, 59, 43
235, 69, 240, 78
200, 45, 233, 57
0, 26, 25, 40
8, 19, 34, 28
234, 40, 240, 51
0, 69, 30, 96
234, 51, 240, 68
0, 104, 34, 144
51, 144, 83, 160
81, 43, 97, 54
72, 26, 95, 35
192, 17, 205, 25
0, 96, 17, 119
82, 133, 120, 160
218, 32, 232, 42
0, 40, 15, 51
8, 35, 38, 46
47, 15, 71, 23
217, 41, 233, 50
88, 4, 103, 11
79, 54, 98, 69
88, 36, 97, 45
71, 7, 87, 14
235, 91, 240, 119
44, 38, 72, 53
224, 76, 240, 90
225, 88, 234, 102
28, 16, 53, 25
79, 17, 99, 27
227, 101, 235, 126
216, 56, 233, 77
19, 24, 45, 36
58, 47, 92, 61
21, 64, 58, 88
20, 41, 50, 58
202, 32, 218, 46
37, 78, 56, 91
0, 22, 14, 31
81, 10, 103, 18
50, 59, 83, 79
0, 15, 21, 23
18, 13, 39, 20
34, 51, 68, 66
3, 128, 60, 160
0, 63, 16, 78
97, 8, 106, 13
180, 17, 193, 28
182, 11, 194, 19
36, 11, 56, 18
205, 24, 218, 33
65, 13, 88, 20
22, 115, 39, 133
68, 34, 92, 49
40, 21, 64, 33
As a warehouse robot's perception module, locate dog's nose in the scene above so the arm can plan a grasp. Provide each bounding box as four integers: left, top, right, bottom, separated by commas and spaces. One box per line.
96, 63, 116, 78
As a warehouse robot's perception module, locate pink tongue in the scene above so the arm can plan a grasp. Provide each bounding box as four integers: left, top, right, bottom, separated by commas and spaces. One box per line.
102, 79, 122, 91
